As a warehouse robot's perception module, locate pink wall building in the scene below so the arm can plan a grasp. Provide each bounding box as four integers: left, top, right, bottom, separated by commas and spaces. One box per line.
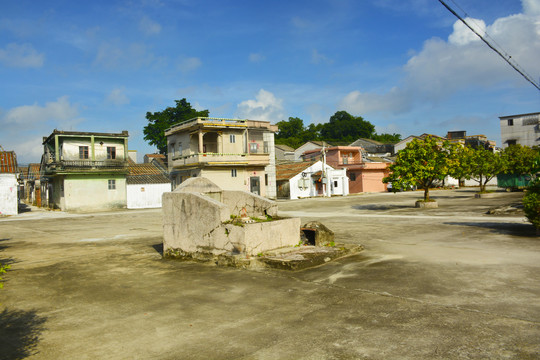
303, 146, 390, 193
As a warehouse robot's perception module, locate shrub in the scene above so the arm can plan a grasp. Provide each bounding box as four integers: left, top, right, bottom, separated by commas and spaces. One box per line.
523, 180, 540, 229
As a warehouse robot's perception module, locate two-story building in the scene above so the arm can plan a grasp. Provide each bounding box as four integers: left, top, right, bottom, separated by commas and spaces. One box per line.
165, 117, 277, 198
499, 112, 540, 148
41, 130, 129, 212
303, 146, 390, 193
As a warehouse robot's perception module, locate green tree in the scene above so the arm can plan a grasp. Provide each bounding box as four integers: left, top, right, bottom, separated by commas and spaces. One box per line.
0, 263, 9, 289
143, 99, 209, 154
501, 144, 539, 177
447, 144, 474, 187
371, 133, 402, 144
383, 136, 452, 202
320, 111, 375, 143
276, 117, 304, 139
467, 147, 505, 193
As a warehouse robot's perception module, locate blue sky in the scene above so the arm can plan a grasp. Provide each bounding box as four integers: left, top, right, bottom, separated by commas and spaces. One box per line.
1, 0, 539, 164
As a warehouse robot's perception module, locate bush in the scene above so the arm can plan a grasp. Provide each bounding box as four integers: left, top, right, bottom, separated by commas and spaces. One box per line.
523, 180, 540, 229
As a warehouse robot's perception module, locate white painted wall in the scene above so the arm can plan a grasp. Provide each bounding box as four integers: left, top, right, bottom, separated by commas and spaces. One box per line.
127, 183, 171, 209
0, 174, 18, 215
445, 176, 498, 187
288, 161, 349, 200
63, 175, 126, 212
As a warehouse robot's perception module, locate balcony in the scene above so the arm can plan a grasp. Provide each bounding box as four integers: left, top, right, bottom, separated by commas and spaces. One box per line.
44, 159, 128, 173
171, 152, 270, 168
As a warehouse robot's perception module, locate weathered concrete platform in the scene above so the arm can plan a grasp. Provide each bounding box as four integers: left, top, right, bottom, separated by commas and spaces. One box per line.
168, 243, 363, 270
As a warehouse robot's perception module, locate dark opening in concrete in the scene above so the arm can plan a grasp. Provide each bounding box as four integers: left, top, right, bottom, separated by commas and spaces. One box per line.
301, 229, 316, 246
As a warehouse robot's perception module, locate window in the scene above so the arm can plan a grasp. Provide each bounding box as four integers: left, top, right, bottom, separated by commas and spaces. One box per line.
250, 143, 258, 153
508, 119, 514, 126
230, 134, 236, 143
170, 143, 175, 156
177, 143, 182, 156
108, 179, 116, 190
107, 147, 116, 159
334, 180, 338, 188
507, 140, 517, 146
79, 146, 89, 159
349, 173, 356, 181
231, 169, 237, 177
342, 157, 348, 165
263, 141, 269, 153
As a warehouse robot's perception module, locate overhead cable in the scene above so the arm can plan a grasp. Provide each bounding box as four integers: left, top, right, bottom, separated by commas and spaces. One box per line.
438, 0, 540, 92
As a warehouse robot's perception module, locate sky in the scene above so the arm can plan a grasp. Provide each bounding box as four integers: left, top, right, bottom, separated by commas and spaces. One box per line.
1, 0, 539, 164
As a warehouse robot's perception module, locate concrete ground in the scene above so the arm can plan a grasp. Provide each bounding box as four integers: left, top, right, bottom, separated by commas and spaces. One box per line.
0, 188, 538, 359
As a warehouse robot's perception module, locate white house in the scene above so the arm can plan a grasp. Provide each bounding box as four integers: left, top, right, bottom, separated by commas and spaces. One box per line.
126, 162, 171, 209
276, 161, 349, 200
0, 151, 19, 215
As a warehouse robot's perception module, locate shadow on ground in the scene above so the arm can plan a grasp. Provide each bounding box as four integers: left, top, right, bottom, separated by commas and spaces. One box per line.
17, 203, 32, 214
0, 308, 47, 360
444, 221, 536, 237
352, 204, 411, 211
152, 243, 163, 256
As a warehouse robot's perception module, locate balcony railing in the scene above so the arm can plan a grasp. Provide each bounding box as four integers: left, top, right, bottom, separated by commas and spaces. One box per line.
45, 159, 128, 171
172, 152, 270, 166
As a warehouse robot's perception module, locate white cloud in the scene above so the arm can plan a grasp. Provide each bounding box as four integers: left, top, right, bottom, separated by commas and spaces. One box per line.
523, 0, 540, 16
448, 17, 486, 45
106, 88, 130, 106
0, 43, 44, 68
236, 89, 285, 122
177, 56, 202, 73
94, 42, 162, 69
139, 16, 162, 35
311, 49, 332, 64
339, 4, 540, 115
249, 53, 265, 63
3, 96, 79, 125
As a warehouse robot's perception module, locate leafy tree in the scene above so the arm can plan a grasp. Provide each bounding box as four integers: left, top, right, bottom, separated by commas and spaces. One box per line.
501, 144, 539, 177
523, 178, 540, 230
320, 111, 375, 143
143, 99, 209, 154
371, 133, 402, 144
383, 136, 452, 202
466, 147, 505, 193
276, 117, 304, 139
447, 144, 474, 187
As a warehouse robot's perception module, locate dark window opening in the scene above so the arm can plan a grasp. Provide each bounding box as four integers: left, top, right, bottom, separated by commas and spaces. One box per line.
79, 146, 89, 159
508, 119, 514, 126
107, 147, 116, 159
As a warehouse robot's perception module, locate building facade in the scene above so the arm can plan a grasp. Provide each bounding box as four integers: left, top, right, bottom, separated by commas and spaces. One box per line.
303, 146, 390, 193
499, 112, 540, 148
0, 151, 19, 215
41, 130, 129, 212
165, 117, 277, 198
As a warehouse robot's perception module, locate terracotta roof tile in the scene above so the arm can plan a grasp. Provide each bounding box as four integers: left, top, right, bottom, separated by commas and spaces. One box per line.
0, 151, 18, 173
276, 161, 317, 181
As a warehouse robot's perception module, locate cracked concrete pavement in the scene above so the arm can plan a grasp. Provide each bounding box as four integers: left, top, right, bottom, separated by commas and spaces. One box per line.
0, 188, 538, 359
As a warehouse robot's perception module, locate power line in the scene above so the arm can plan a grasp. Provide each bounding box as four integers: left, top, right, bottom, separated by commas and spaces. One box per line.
438, 0, 540, 92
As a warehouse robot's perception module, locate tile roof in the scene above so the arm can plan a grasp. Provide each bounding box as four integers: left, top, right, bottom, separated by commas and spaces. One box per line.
275, 144, 295, 152
126, 163, 170, 185
0, 151, 18, 174
27, 163, 41, 180
276, 161, 317, 181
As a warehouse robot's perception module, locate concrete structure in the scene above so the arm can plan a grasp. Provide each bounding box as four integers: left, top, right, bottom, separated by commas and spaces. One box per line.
165, 117, 277, 198
349, 138, 393, 156
499, 112, 540, 148
41, 130, 129, 212
0, 151, 19, 215
303, 146, 391, 193
144, 153, 166, 164
446, 130, 496, 150
275, 144, 295, 162
126, 161, 171, 209
163, 177, 300, 259
276, 161, 349, 199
